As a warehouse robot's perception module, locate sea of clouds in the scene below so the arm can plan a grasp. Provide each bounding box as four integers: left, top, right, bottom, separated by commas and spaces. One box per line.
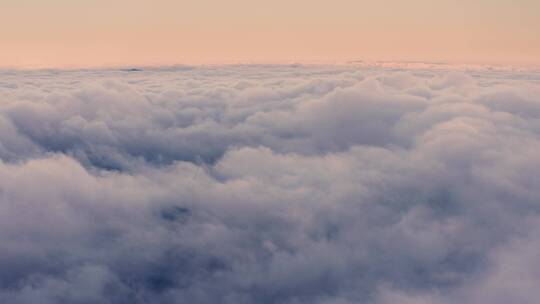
0, 64, 539, 303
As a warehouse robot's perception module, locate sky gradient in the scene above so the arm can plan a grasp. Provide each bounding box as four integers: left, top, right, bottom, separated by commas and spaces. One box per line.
1, 0, 539, 68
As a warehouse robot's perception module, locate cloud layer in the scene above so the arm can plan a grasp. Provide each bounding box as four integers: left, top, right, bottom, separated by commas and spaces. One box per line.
0, 65, 539, 303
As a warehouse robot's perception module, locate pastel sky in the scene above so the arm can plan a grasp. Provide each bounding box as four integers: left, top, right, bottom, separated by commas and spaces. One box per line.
1, 0, 539, 68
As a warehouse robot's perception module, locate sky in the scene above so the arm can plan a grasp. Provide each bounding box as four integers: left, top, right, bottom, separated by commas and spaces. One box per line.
1, 0, 539, 68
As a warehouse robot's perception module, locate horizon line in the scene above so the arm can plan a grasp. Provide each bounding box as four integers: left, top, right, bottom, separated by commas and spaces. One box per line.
2, 59, 540, 72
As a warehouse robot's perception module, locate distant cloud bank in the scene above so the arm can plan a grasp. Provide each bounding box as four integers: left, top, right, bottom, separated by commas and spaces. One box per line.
0, 65, 539, 303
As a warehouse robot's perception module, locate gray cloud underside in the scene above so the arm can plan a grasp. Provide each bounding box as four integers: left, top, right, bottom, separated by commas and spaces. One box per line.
1, 65, 540, 303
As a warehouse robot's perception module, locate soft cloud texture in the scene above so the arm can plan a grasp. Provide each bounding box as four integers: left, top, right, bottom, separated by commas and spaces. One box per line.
0, 65, 539, 303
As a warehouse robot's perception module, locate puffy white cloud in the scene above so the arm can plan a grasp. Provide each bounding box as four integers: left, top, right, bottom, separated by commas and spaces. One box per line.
0, 65, 539, 303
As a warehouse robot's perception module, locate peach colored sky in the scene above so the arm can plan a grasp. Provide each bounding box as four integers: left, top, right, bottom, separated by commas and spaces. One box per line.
1, 0, 539, 68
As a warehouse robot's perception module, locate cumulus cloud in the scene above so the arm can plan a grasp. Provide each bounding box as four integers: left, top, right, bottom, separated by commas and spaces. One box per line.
0, 65, 539, 303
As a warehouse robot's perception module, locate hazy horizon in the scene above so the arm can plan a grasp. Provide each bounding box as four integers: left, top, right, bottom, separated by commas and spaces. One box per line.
2, 0, 539, 68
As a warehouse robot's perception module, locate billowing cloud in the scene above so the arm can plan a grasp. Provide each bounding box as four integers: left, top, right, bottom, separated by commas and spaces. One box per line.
0, 65, 539, 303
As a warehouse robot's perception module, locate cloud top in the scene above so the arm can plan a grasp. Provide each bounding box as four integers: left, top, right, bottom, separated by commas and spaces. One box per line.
0, 65, 540, 303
